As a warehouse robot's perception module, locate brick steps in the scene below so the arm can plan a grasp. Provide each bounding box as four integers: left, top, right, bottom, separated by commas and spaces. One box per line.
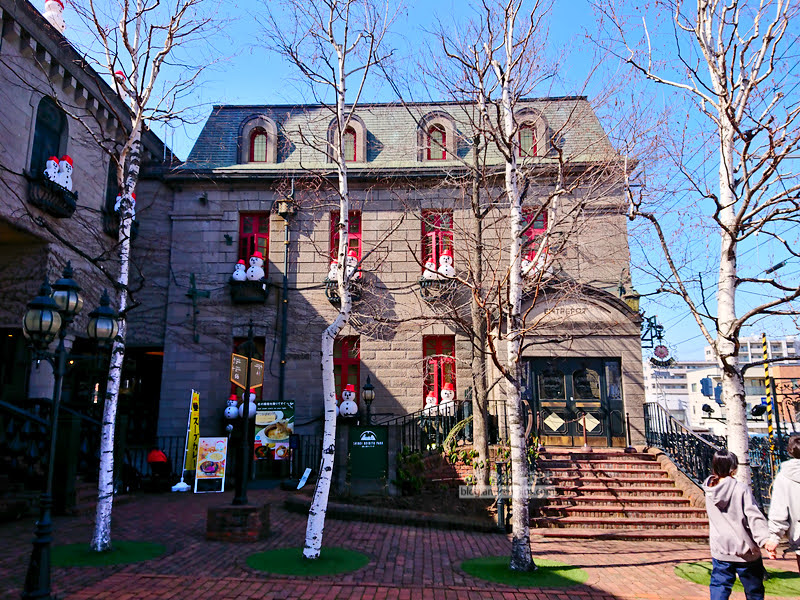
531, 448, 708, 540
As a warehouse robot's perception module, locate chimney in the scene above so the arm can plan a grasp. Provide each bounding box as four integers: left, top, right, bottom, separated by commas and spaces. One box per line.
43, 0, 66, 34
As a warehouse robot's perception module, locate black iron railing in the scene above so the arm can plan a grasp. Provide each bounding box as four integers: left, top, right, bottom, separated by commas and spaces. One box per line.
643, 401, 720, 486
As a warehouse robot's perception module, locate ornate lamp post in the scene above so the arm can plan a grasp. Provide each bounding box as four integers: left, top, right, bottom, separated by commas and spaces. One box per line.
22, 263, 118, 600
362, 376, 375, 425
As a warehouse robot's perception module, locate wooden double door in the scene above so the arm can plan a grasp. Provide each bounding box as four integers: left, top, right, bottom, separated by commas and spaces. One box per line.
525, 358, 625, 447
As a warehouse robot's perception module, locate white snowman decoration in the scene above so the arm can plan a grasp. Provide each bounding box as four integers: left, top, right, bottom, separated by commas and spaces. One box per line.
423, 391, 438, 412
44, 156, 60, 182
422, 259, 438, 280
231, 259, 247, 281
327, 259, 338, 281
114, 192, 136, 219
339, 384, 358, 417
238, 388, 257, 419
224, 393, 239, 420
246, 251, 265, 281
43, 0, 66, 33
55, 155, 73, 190
346, 250, 361, 280
437, 249, 455, 278
440, 382, 456, 414
114, 70, 130, 103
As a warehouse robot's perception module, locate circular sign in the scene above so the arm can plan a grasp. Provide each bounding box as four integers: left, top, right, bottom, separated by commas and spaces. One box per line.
654, 344, 670, 359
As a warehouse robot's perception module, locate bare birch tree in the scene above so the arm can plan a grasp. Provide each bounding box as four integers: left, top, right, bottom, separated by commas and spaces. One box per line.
261, 0, 396, 560
598, 0, 800, 483
65, 0, 218, 551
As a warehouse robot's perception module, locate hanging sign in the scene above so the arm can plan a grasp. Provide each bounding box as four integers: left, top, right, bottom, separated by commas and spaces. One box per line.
649, 344, 676, 368
230, 353, 264, 389
194, 437, 227, 493
253, 399, 295, 460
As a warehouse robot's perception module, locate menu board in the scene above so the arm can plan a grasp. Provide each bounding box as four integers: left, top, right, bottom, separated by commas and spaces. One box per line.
193, 437, 227, 493
254, 400, 295, 461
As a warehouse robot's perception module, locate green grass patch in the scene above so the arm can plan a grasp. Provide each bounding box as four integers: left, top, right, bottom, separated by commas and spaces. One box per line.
461, 556, 588, 587
51, 541, 166, 567
246, 547, 370, 576
675, 562, 800, 597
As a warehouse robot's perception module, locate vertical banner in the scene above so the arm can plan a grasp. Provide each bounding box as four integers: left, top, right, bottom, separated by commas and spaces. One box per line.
254, 400, 295, 460
194, 437, 227, 493
185, 390, 200, 471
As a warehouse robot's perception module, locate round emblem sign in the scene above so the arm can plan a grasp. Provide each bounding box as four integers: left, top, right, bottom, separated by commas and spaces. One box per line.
654, 344, 669, 359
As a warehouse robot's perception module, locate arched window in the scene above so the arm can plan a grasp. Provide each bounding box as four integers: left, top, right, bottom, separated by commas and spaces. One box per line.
427, 125, 446, 160
249, 128, 268, 162
342, 127, 357, 162
30, 97, 67, 176
519, 123, 537, 157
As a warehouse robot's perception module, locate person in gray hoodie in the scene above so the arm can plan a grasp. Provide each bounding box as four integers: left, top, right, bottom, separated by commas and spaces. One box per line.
764, 434, 800, 572
703, 449, 772, 600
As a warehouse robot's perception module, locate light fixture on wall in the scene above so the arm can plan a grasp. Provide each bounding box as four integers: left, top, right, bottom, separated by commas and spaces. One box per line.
362, 376, 375, 424
198, 192, 208, 205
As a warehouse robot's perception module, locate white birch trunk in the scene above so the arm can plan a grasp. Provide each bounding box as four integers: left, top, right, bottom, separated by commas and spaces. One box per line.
303, 43, 352, 560
91, 122, 141, 550
499, 10, 534, 572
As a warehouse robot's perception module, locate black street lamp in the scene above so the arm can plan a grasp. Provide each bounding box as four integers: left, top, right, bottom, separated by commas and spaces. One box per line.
22, 263, 118, 600
362, 376, 375, 425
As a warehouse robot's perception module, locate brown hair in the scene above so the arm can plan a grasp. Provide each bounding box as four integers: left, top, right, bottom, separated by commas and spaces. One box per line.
788, 435, 800, 459
709, 449, 738, 487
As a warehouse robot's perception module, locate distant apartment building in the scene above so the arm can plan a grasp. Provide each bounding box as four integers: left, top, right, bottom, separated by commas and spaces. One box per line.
704, 335, 799, 365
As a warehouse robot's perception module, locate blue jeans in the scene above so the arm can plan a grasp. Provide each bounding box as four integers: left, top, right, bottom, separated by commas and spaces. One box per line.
710, 558, 765, 600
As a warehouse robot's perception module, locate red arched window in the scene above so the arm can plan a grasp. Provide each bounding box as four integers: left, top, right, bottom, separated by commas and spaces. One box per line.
342, 127, 357, 162
249, 128, 268, 162
519, 124, 537, 157
427, 125, 446, 160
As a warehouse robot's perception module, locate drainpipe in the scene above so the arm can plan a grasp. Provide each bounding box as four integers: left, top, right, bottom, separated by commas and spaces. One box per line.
277, 180, 295, 404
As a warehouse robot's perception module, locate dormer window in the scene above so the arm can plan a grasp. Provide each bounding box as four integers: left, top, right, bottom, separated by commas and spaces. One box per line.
249, 128, 268, 162
427, 125, 446, 160
519, 124, 537, 157
343, 127, 357, 162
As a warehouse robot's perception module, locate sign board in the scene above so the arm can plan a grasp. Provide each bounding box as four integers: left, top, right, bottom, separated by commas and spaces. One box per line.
253, 399, 295, 460
349, 426, 388, 480
230, 353, 264, 389
185, 391, 200, 471
194, 437, 227, 493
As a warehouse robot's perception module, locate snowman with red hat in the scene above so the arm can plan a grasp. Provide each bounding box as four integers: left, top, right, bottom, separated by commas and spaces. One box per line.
440, 382, 456, 415
246, 251, 265, 281
327, 259, 338, 281
231, 259, 247, 281
114, 192, 136, 219
423, 390, 438, 413
43, 156, 60, 183
339, 384, 358, 418
43, 0, 66, 33
55, 154, 73, 190
422, 258, 439, 280
345, 250, 361, 280
113, 70, 130, 102
437, 249, 455, 278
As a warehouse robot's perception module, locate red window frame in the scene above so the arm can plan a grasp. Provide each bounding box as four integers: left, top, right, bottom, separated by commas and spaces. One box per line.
421, 210, 453, 268
249, 128, 268, 162
334, 336, 360, 405
423, 335, 456, 406
239, 213, 270, 266
342, 127, 356, 162
330, 211, 362, 261
427, 125, 446, 160
518, 124, 537, 158
522, 207, 547, 252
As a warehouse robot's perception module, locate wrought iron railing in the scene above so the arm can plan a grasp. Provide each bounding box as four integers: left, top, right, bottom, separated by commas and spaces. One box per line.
643, 401, 721, 486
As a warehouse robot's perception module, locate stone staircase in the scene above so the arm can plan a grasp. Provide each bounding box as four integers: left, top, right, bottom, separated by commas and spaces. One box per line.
530, 448, 709, 540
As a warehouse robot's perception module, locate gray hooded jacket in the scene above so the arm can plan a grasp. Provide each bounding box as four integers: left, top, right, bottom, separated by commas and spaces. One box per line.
703, 475, 770, 562
767, 459, 800, 552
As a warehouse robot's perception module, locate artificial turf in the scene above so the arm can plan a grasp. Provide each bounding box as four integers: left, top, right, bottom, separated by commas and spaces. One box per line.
461, 556, 588, 587
51, 541, 166, 566
675, 561, 800, 597
246, 547, 370, 576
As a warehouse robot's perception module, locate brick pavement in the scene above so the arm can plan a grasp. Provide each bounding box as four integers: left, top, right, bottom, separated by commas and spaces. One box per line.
0, 489, 796, 599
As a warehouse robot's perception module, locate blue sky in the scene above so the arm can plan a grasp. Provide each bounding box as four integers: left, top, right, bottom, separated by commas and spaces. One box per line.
68, 0, 794, 362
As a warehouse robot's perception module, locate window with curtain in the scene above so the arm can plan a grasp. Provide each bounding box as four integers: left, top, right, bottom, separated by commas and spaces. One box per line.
250, 128, 268, 162
427, 125, 446, 160
30, 96, 67, 176
518, 124, 537, 157
342, 127, 356, 162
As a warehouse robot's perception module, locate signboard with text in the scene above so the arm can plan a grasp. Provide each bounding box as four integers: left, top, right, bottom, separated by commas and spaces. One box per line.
253, 400, 295, 460
349, 426, 388, 479
230, 354, 264, 389
194, 437, 227, 493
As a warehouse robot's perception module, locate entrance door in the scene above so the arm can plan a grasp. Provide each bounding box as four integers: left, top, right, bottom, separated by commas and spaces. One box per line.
527, 358, 624, 447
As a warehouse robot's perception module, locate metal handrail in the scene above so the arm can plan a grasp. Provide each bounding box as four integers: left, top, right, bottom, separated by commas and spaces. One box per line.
643, 402, 721, 486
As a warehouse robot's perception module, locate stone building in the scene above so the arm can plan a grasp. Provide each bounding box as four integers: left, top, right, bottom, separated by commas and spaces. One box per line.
0, 0, 172, 466
162, 99, 646, 449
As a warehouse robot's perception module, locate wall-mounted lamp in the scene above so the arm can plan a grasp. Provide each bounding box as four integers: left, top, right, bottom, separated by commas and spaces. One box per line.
198, 192, 208, 205
224, 234, 233, 246
362, 376, 375, 424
